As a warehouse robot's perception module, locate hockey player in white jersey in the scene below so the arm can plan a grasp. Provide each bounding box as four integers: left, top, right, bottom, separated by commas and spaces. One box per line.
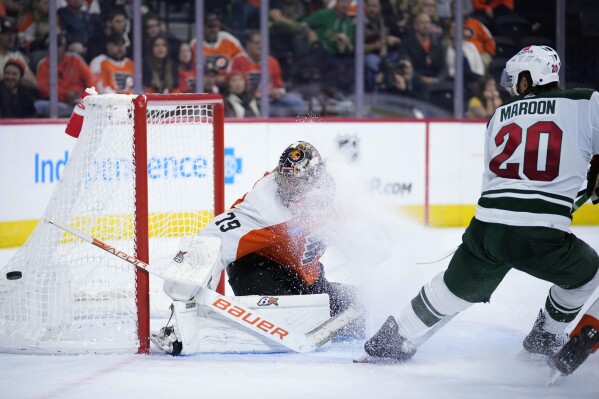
152, 141, 363, 355
356, 45, 599, 364
548, 155, 599, 377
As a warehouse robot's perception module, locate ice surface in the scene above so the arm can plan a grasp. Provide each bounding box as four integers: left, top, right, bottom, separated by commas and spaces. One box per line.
0, 222, 598, 399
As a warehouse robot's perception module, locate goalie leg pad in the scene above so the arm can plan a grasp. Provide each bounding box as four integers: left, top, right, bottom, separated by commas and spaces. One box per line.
173, 294, 331, 354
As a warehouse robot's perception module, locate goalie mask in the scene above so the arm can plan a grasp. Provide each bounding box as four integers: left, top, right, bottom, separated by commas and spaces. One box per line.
500, 45, 561, 96
275, 141, 327, 203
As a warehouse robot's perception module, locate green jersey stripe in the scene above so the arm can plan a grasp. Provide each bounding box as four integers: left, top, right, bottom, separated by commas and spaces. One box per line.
411, 289, 442, 327
481, 189, 573, 204
478, 197, 573, 219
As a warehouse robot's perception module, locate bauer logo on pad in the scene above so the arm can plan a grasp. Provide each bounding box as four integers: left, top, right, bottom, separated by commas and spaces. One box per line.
173, 251, 187, 263
257, 297, 279, 306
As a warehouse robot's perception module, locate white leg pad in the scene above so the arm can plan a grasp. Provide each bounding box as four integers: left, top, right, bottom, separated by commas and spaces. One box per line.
173, 294, 331, 354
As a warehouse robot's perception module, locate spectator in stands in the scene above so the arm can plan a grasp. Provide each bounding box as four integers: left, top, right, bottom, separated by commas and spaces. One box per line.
223, 71, 260, 118
401, 11, 446, 91
381, 0, 411, 41
191, 12, 244, 89
443, 19, 485, 81
269, 0, 309, 70
437, 0, 473, 19
142, 12, 180, 62
302, 0, 355, 93
0, 58, 37, 117
449, 0, 495, 71
35, 33, 95, 116
230, 30, 306, 117
232, 0, 260, 43
58, 0, 101, 16
89, 32, 134, 94
471, 0, 514, 29
466, 74, 501, 119
177, 41, 195, 93
378, 56, 423, 98
16, 0, 50, 55
57, 0, 100, 57
1, 0, 24, 18
85, 6, 128, 63
203, 62, 219, 94
411, 0, 443, 40
364, 0, 402, 92
0, 16, 37, 89
142, 34, 178, 94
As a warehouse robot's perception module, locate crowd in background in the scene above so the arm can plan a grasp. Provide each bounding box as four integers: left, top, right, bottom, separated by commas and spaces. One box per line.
0, 0, 597, 119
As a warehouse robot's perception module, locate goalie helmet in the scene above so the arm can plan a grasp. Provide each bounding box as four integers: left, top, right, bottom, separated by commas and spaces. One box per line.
500, 45, 561, 96
275, 141, 326, 203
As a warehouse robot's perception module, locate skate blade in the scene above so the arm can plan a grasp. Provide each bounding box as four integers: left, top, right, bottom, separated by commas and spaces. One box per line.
547, 368, 564, 386
352, 350, 406, 364
149, 334, 171, 353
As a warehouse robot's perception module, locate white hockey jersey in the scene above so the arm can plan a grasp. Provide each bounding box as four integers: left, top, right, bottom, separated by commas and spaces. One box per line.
476, 89, 599, 231
199, 172, 334, 285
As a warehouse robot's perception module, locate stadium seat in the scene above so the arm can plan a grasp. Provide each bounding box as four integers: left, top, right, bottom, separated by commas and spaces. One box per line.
494, 14, 532, 41
489, 57, 510, 83
427, 81, 456, 113
519, 36, 555, 49
494, 36, 519, 58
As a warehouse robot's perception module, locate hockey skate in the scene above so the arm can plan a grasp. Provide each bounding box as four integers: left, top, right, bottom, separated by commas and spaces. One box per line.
522, 310, 567, 357
150, 326, 183, 356
548, 325, 599, 377
353, 316, 416, 364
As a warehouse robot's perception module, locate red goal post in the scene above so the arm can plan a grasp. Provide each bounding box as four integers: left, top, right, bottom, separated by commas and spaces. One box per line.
133, 94, 225, 353
0, 93, 225, 354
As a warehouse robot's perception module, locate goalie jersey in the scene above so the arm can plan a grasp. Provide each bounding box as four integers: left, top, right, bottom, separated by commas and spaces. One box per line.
476, 89, 599, 231
200, 172, 330, 285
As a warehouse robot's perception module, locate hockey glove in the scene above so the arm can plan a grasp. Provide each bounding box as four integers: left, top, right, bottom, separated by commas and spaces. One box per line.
586, 155, 599, 205
162, 235, 222, 301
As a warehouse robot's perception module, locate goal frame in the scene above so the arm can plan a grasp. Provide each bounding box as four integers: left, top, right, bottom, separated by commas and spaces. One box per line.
133, 93, 225, 353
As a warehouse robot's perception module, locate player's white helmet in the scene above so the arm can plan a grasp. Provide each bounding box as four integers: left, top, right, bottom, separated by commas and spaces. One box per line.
275, 141, 326, 203
500, 45, 561, 96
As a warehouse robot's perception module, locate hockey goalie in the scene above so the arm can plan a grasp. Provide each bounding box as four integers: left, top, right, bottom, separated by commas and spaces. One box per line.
150, 141, 365, 355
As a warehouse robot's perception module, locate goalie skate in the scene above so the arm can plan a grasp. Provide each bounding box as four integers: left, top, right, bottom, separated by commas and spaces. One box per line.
353, 316, 416, 364
150, 326, 183, 356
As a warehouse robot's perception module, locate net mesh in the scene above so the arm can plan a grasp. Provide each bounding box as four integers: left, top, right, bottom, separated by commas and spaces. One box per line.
0, 94, 218, 353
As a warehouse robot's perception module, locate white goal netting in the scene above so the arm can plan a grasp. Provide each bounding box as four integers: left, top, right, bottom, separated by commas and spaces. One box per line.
0, 94, 221, 354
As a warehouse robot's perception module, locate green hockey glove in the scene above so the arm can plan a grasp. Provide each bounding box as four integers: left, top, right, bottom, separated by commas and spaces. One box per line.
587, 155, 599, 204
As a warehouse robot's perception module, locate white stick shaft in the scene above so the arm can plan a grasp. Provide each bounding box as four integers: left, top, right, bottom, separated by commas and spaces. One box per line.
46, 218, 94, 243
46, 218, 151, 272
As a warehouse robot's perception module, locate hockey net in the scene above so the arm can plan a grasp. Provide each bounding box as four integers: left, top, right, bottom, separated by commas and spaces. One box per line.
0, 93, 224, 354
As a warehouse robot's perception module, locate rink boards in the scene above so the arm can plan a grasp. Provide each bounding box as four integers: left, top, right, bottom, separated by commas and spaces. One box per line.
1, 119, 597, 247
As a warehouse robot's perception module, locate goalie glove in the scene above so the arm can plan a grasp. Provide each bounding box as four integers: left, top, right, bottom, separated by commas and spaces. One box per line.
162, 236, 222, 301
587, 155, 599, 205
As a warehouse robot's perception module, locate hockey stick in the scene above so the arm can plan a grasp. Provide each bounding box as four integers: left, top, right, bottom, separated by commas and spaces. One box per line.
572, 192, 589, 212
45, 218, 361, 353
